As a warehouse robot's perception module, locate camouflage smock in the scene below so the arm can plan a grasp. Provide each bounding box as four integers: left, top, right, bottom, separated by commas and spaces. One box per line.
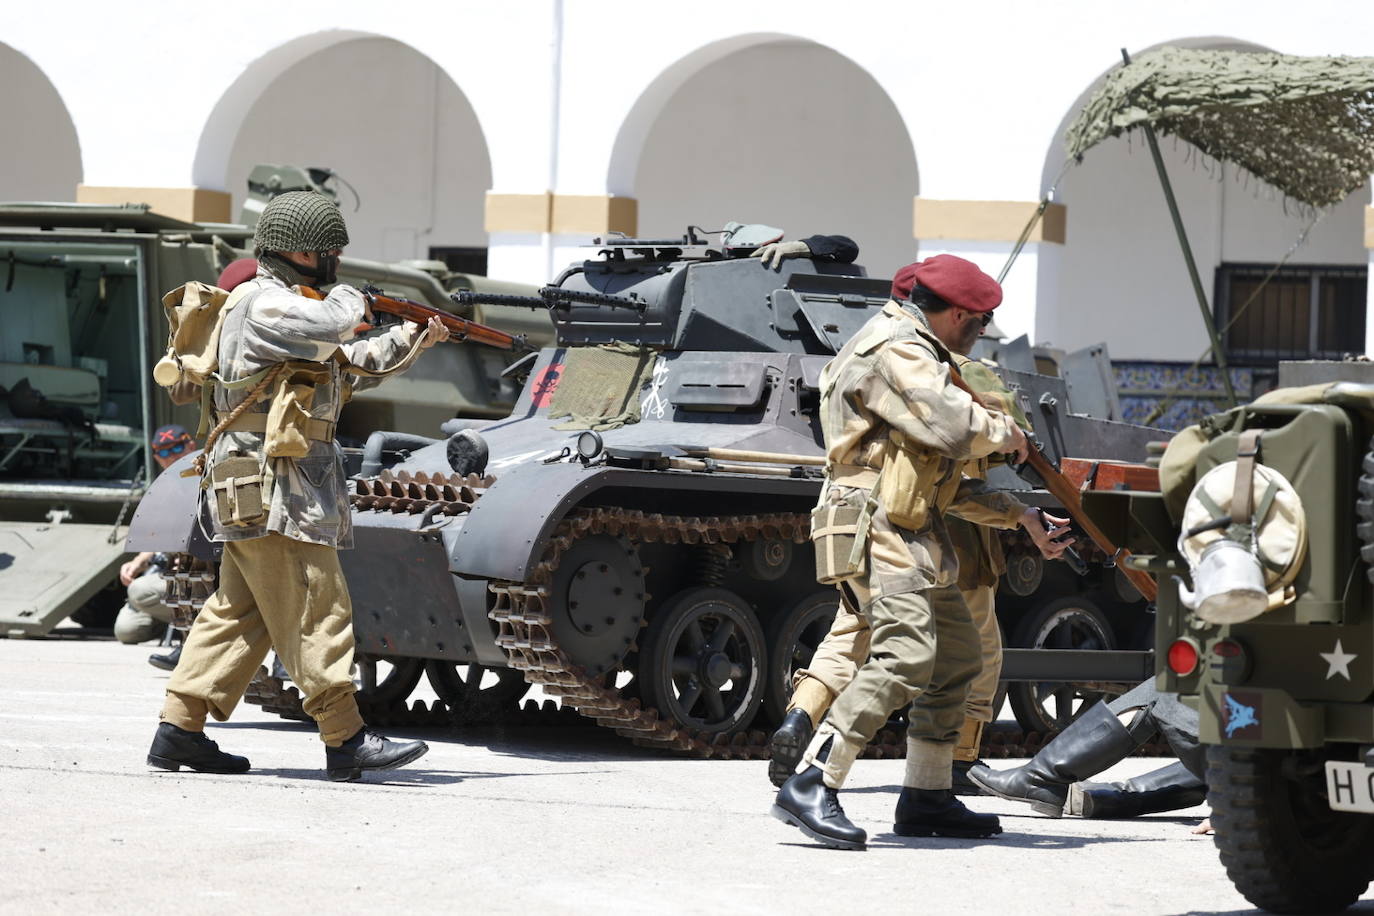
817, 300, 1026, 591
206, 266, 422, 548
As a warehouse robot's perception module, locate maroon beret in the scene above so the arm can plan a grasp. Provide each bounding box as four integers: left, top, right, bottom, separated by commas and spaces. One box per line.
217, 258, 259, 292
891, 254, 1002, 313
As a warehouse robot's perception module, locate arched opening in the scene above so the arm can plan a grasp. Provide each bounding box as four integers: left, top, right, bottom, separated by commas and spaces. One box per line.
0, 43, 81, 201
198, 35, 491, 266
612, 37, 918, 281
1040, 38, 1370, 390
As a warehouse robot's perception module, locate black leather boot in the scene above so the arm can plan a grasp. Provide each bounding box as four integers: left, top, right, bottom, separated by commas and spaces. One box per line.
952, 758, 987, 796
147, 646, 181, 671
967, 701, 1138, 817
768, 709, 814, 788
894, 787, 1003, 838
147, 722, 250, 774
770, 738, 866, 850
326, 728, 429, 782
1067, 760, 1207, 819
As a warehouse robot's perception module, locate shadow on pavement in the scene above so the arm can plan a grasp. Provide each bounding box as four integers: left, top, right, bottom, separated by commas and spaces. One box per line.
246, 767, 563, 786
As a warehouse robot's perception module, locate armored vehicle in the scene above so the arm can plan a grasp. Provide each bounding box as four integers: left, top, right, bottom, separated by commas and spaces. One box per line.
1079, 359, 1374, 912
128, 229, 1166, 751
0, 167, 550, 638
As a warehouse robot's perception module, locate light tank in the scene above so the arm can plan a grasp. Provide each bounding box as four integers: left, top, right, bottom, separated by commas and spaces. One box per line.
129, 229, 1167, 753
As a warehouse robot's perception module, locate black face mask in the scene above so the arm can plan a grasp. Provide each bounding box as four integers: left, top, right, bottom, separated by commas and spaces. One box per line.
263, 251, 338, 287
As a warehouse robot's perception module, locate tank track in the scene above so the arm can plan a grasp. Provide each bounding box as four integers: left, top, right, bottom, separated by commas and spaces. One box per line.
488, 506, 905, 759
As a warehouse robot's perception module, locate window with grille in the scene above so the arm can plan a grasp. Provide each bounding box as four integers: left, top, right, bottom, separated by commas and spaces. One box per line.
1214, 264, 1367, 364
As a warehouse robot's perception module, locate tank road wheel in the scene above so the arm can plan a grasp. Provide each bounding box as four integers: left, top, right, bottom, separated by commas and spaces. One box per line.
1209, 746, 1374, 913
351, 655, 424, 706
763, 591, 839, 723
424, 661, 529, 724
1008, 596, 1118, 735
639, 587, 767, 736
547, 534, 647, 680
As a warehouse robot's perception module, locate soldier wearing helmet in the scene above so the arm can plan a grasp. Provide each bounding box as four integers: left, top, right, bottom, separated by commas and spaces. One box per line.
146, 191, 450, 781
771, 255, 1068, 850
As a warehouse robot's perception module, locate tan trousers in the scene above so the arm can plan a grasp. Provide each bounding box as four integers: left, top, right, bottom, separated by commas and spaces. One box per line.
799, 580, 982, 789
792, 582, 1001, 724
160, 533, 364, 746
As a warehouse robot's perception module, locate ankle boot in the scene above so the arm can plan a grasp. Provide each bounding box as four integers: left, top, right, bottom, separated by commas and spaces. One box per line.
147, 723, 250, 774
147, 645, 181, 671
966, 701, 1138, 817
952, 758, 988, 796
325, 728, 429, 782
894, 787, 1003, 838
769, 708, 815, 787
771, 738, 866, 850
1067, 761, 1207, 819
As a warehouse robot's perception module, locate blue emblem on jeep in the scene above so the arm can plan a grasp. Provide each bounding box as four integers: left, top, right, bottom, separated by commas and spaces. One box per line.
1224, 694, 1259, 738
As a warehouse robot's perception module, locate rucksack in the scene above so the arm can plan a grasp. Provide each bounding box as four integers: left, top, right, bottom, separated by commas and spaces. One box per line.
151, 281, 248, 405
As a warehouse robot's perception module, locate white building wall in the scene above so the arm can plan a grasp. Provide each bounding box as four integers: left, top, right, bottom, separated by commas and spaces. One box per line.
3, 0, 1374, 362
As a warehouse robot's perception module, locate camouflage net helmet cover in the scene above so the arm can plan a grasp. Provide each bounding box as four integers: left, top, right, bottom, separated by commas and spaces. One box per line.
253, 191, 350, 254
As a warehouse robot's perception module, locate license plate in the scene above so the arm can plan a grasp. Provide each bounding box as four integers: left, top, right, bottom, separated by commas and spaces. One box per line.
1325, 761, 1374, 813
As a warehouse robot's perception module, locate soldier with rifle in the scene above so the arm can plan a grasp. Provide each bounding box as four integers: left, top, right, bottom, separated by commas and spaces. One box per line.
771, 255, 1065, 849
146, 191, 450, 780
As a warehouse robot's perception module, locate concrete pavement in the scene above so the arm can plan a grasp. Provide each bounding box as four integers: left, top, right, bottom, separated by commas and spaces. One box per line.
2, 638, 1368, 916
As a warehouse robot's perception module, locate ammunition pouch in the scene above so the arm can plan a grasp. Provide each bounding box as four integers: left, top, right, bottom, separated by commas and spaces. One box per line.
877, 441, 943, 531
263, 362, 334, 458
210, 455, 268, 528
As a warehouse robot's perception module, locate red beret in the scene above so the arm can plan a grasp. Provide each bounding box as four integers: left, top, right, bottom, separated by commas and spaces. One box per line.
217, 258, 259, 292
890, 254, 1002, 313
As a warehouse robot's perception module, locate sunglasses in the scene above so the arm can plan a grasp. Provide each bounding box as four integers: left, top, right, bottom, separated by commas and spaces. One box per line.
963, 309, 993, 329
154, 441, 189, 459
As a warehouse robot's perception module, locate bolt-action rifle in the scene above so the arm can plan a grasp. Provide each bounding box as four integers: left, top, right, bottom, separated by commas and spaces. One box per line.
945, 361, 1159, 603
298, 284, 533, 352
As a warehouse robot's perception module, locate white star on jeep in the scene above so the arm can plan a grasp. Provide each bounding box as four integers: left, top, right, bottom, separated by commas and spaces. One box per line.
1320, 639, 1357, 681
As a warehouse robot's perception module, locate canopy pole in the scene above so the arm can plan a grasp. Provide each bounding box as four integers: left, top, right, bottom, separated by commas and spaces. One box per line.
1121, 48, 1238, 407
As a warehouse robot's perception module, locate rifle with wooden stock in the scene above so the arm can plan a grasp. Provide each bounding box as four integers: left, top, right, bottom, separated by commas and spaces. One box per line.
298, 283, 533, 352
945, 361, 1160, 603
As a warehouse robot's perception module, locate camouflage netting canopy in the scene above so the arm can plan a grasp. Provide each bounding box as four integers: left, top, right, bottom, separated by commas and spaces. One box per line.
1066, 49, 1374, 208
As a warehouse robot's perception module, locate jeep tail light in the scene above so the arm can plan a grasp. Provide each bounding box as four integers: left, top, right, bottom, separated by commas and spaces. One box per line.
1168, 637, 1201, 676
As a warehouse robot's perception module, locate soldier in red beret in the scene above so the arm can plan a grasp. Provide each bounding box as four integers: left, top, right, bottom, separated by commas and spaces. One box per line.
771, 254, 1069, 850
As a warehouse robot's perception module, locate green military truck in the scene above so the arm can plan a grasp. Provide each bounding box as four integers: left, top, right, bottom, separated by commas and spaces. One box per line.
1088, 359, 1374, 913
0, 168, 550, 638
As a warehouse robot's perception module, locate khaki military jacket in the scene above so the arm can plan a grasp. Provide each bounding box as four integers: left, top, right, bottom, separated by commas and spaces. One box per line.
818, 300, 1025, 590
206, 266, 421, 548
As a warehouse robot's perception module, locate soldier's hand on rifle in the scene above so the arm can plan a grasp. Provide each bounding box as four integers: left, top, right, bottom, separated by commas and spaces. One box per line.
998, 418, 1030, 465
1019, 508, 1075, 560
418, 315, 450, 349
752, 239, 811, 269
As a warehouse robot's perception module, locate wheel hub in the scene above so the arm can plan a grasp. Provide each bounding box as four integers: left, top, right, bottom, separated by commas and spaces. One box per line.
549, 534, 645, 678
704, 651, 733, 687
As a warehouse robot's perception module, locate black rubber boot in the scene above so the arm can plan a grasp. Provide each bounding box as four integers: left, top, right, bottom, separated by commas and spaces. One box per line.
768, 709, 814, 788
325, 728, 429, 782
967, 701, 1138, 817
770, 738, 866, 850
893, 787, 1003, 838
147, 723, 250, 774
1067, 760, 1208, 819
952, 758, 986, 796
147, 645, 181, 671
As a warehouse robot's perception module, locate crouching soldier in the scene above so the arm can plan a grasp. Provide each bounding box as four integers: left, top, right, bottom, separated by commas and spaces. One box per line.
147, 191, 450, 781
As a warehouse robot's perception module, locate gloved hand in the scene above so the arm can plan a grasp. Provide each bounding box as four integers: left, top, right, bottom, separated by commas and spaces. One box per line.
752, 239, 812, 270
